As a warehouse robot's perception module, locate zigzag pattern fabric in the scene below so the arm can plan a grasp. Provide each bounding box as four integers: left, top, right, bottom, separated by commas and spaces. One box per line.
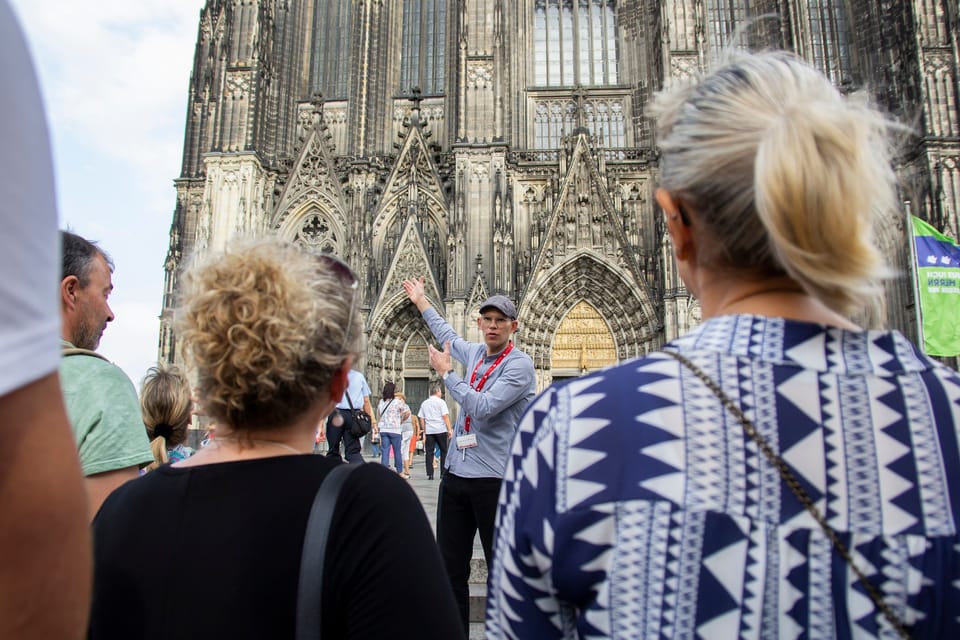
487, 315, 960, 639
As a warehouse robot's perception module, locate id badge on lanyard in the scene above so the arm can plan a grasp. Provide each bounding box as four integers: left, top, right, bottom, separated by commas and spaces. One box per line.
456, 433, 478, 449
459, 343, 513, 457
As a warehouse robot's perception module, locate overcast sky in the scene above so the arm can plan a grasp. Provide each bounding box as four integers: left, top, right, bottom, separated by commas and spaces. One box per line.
10, 0, 204, 387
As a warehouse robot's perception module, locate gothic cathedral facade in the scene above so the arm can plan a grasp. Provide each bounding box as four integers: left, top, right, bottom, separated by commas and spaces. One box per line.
160, 0, 960, 405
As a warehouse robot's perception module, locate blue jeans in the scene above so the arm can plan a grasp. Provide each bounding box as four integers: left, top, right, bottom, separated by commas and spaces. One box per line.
380, 432, 403, 473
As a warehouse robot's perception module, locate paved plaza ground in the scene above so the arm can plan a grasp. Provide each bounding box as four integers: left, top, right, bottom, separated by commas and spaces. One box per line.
362, 449, 487, 640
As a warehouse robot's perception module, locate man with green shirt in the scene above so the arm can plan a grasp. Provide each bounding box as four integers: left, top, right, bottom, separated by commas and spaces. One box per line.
59, 231, 152, 519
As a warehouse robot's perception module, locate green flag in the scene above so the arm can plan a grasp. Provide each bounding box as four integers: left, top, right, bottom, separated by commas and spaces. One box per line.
912, 215, 960, 356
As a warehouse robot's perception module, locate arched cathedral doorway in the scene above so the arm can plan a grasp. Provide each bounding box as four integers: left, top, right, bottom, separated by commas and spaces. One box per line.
550, 300, 618, 382
402, 332, 431, 414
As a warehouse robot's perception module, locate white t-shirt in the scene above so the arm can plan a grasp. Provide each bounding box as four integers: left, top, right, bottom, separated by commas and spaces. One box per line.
418, 395, 450, 435
0, 1, 61, 397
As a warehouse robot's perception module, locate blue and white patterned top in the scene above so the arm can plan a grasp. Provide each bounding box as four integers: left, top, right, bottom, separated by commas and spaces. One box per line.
487, 315, 960, 639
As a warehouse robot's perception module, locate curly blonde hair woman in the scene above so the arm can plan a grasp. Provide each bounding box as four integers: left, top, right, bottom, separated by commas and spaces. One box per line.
140, 364, 193, 471
487, 50, 960, 639
90, 237, 464, 640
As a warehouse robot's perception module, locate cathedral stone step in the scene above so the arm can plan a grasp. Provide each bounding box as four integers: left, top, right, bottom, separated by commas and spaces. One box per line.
469, 555, 487, 584
468, 621, 487, 640
469, 582, 487, 624
469, 553, 487, 623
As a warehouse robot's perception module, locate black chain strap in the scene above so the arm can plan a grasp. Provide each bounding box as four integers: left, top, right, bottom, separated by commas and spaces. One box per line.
664, 349, 911, 640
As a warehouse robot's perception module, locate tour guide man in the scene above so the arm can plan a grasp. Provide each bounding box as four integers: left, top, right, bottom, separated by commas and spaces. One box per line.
402, 277, 535, 632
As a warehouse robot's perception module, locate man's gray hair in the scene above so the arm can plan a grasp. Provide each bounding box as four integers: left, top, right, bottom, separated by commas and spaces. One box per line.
61, 230, 113, 287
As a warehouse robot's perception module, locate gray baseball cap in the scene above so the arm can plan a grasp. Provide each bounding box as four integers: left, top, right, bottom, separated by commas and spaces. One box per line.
479, 294, 517, 319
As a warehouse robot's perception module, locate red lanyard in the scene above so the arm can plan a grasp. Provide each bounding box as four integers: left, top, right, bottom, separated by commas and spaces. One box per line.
464, 342, 513, 433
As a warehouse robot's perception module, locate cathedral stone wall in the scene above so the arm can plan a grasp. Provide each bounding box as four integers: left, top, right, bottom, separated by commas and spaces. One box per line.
161, 0, 960, 402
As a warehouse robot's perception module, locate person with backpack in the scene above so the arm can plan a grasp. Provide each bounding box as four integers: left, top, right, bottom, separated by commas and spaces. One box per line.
325, 368, 374, 464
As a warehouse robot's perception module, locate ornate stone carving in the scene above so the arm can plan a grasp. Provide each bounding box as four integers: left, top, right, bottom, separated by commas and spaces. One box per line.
924, 52, 952, 74
323, 108, 348, 124
467, 61, 493, 89
225, 71, 251, 97
670, 54, 699, 80
295, 214, 338, 250
470, 162, 489, 182
404, 336, 430, 368
379, 220, 442, 310
297, 105, 316, 133
550, 301, 617, 371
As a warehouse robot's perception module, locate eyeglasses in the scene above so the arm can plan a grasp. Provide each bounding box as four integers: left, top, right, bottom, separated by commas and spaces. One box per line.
318, 253, 360, 355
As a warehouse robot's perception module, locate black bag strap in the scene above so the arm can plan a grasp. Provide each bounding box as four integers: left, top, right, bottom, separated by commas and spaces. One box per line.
296, 463, 361, 640
377, 398, 394, 419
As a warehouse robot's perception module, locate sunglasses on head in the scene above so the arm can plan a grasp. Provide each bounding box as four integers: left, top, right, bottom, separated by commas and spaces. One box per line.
317, 253, 360, 355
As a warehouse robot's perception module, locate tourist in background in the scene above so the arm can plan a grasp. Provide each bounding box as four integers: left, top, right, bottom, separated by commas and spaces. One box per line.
325, 368, 374, 464
417, 382, 452, 480
140, 364, 194, 471
60, 230, 153, 518
396, 391, 417, 479
487, 49, 960, 639
376, 381, 408, 474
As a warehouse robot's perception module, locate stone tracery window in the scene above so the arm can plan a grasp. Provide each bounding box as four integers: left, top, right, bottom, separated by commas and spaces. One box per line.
532, 97, 625, 149
400, 0, 446, 96
533, 0, 618, 87
805, 0, 852, 85
534, 100, 577, 149
309, 0, 352, 99
584, 101, 625, 147
705, 0, 751, 63
295, 213, 338, 253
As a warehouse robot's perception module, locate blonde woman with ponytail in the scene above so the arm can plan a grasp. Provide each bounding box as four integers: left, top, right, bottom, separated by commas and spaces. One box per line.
140, 364, 194, 471
488, 50, 960, 639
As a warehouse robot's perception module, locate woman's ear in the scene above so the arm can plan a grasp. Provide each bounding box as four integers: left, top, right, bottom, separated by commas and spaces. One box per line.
656, 187, 694, 262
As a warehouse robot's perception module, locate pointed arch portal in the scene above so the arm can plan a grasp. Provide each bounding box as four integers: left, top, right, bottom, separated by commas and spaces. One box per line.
519, 252, 658, 380
551, 300, 617, 380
